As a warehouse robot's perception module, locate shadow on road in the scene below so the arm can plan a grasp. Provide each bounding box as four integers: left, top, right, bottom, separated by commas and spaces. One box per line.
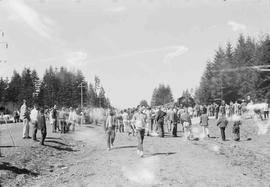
45, 144, 77, 152
209, 136, 218, 139
44, 140, 68, 146
148, 152, 177, 157
165, 135, 183, 138
46, 137, 63, 140
0, 162, 39, 176
114, 145, 137, 150
85, 126, 94, 128
0, 146, 18, 148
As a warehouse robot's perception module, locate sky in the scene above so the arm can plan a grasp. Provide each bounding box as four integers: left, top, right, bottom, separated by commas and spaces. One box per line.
0, 0, 270, 108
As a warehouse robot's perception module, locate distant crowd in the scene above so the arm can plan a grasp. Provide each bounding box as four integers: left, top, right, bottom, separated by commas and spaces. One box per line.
104, 99, 269, 157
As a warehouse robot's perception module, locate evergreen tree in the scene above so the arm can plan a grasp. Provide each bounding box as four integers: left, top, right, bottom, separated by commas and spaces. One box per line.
5, 71, 21, 104
140, 100, 149, 107
18, 68, 36, 106
0, 77, 8, 103
150, 84, 174, 106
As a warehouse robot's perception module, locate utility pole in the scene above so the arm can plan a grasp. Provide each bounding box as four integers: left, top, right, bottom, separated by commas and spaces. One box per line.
0, 29, 8, 63
78, 82, 86, 110
78, 82, 86, 125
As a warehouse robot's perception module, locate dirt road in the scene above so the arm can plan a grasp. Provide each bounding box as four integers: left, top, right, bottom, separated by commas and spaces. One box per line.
1, 118, 270, 187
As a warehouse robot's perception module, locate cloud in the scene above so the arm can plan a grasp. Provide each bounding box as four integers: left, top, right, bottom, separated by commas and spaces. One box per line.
108, 6, 126, 12
227, 21, 247, 32
163, 46, 189, 64
67, 51, 88, 66
40, 45, 188, 65
90, 45, 188, 63
6, 0, 53, 39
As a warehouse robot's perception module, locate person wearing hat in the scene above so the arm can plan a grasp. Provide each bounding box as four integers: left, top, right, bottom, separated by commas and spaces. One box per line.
132, 106, 147, 157
216, 107, 228, 141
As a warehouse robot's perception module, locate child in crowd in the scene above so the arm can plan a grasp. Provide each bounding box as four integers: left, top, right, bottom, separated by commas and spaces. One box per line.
232, 116, 241, 141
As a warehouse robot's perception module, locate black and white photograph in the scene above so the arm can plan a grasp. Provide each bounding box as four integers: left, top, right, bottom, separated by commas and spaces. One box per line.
1, 0, 270, 186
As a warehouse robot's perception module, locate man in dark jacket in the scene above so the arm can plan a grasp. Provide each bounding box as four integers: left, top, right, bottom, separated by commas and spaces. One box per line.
52, 105, 58, 133
38, 109, 47, 145
155, 107, 166, 138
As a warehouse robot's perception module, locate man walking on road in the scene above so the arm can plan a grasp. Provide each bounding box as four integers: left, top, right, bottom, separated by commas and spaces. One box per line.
105, 109, 117, 151
21, 99, 31, 139
37, 109, 47, 145
30, 104, 39, 141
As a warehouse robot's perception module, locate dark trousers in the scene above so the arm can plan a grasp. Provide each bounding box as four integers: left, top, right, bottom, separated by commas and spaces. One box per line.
119, 124, 124, 133
215, 112, 219, 120
172, 122, 177, 137
150, 119, 154, 132
220, 127, 226, 141
158, 121, 164, 137
136, 129, 145, 151
32, 121, 38, 140
106, 127, 115, 148
60, 120, 66, 133
40, 128, 47, 145
264, 111, 269, 119
52, 119, 57, 133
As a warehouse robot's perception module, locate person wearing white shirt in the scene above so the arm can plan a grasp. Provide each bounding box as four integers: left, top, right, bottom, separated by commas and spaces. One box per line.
30, 105, 39, 141
133, 106, 147, 157
122, 109, 129, 133
21, 99, 31, 139
263, 101, 269, 120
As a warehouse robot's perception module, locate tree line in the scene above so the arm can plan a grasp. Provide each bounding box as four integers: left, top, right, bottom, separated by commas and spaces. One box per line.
195, 34, 270, 104
0, 66, 111, 111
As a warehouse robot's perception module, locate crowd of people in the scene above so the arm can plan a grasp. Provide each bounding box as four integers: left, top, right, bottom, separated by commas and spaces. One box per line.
19, 99, 83, 145
103, 99, 269, 157
3, 97, 269, 158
